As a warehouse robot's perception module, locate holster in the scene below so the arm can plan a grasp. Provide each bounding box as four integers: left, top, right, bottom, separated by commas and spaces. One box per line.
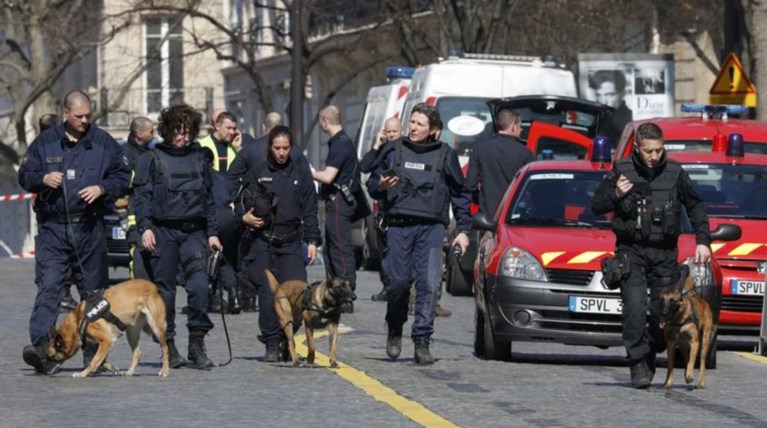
601, 253, 631, 290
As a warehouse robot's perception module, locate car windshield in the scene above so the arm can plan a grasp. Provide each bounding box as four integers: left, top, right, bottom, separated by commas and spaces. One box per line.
506, 170, 697, 231
436, 97, 494, 157
683, 163, 767, 218
665, 139, 767, 154
506, 171, 613, 228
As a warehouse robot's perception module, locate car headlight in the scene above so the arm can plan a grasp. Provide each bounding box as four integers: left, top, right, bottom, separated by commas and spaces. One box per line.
684, 257, 712, 288
499, 246, 547, 281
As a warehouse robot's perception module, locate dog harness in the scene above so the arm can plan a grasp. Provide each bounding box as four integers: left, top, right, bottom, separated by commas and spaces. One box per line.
78, 290, 126, 350
302, 281, 339, 317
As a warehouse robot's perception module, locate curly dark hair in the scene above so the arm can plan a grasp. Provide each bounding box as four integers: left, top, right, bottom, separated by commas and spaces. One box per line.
158, 104, 202, 143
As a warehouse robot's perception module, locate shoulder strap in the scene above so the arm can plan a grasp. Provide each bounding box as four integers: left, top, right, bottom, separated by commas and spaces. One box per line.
394, 140, 403, 168
434, 143, 448, 174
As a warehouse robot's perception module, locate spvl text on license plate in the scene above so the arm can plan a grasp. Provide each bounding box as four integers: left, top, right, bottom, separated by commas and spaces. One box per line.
112, 227, 127, 240
730, 279, 765, 296
568, 296, 622, 314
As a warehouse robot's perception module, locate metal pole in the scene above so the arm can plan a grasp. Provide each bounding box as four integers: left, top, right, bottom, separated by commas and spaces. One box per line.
760, 270, 767, 355
290, 0, 304, 145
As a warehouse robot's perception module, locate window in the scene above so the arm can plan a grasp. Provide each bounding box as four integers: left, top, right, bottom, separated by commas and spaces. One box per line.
145, 17, 184, 114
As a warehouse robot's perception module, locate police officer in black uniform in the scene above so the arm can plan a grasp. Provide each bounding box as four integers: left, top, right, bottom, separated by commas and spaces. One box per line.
313, 105, 360, 313
122, 116, 155, 281
592, 122, 712, 389
133, 104, 222, 369
19, 90, 130, 374
369, 103, 472, 365
237, 126, 321, 362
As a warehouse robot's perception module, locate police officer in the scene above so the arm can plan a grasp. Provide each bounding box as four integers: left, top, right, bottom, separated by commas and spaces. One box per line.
313, 105, 361, 313
369, 103, 472, 365
19, 90, 130, 374
591, 123, 711, 389
201, 147, 240, 314
464, 108, 534, 217
237, 126, 321, 362
227, 112, 306, 312
197, 110, 241, 172
133, 104, 222, 369
122, 117, 156, 281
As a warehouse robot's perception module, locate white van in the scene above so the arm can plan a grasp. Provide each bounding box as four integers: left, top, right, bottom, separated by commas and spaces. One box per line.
401, 53, 578, 162
353, 66, 414, 270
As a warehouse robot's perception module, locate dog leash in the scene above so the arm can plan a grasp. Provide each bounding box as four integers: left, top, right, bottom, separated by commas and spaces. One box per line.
208, 249, 233, 367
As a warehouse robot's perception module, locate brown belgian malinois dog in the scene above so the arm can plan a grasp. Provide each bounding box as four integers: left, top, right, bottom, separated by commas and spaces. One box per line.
265, 269, 354, 368
47, 279, 171, 378
658, 268, 716, 389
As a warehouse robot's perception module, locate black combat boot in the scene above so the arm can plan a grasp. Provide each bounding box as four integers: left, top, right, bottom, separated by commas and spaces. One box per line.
371, 288, 387, 302
413, 336, 434, 365
241, 296, 257, 313
22, 338, 60, 375
228, 292, 241, 314
386, 324, 403, 360
645, 352, 657, 379
630, 360, 652, 389
263, 343, 280, 363
188, 331, 214, 368
208, 292, 222, 313
167, 339, 188, 368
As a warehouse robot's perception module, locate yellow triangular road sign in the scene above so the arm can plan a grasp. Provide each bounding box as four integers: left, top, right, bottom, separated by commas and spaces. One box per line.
710, 53, 756, 95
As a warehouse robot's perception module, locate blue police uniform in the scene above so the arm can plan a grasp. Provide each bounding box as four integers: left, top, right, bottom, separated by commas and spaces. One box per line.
369, 138, 471, 341
133, 143, 217, 343
210, 168, 239, 310
320, 130, 359, 298
237, 156, 321, 351
18, 123, 130, 348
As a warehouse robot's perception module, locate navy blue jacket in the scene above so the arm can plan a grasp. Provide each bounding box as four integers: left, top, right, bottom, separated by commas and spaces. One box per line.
236, 156, 322, 246
369, 137, 472, 232
18, 123, 130, 218
227, 134, 308, 190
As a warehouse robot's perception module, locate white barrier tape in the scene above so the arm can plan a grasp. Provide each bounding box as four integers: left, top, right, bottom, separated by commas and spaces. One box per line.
10, 251, 35, 259
0, 193, 36, 202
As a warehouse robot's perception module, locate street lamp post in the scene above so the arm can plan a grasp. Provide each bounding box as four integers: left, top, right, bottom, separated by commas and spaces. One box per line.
290, 0, 304, 145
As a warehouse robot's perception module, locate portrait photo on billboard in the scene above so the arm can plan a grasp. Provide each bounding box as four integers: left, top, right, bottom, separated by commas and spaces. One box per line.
586, 69, 633, 147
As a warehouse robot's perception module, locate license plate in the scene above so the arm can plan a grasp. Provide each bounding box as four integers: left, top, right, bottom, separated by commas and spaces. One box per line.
568, 296, 622, 314
112, 227, 127, 240
730, 279, 765, 296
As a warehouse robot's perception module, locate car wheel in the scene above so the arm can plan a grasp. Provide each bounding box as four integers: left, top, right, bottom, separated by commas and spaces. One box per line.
476, 304, 511, 361
446, 254, 472, 296
361, 216, 380, 271
474, 304, 485, 356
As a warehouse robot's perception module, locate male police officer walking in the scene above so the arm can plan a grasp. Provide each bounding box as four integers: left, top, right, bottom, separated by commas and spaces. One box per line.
369, 103, 472, 365
19, 90, 130, 374
133, 104, 222, 369
591, 123, 711, 389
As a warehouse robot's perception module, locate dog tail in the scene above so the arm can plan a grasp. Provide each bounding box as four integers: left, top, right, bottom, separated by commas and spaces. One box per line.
264, 269, 280, 295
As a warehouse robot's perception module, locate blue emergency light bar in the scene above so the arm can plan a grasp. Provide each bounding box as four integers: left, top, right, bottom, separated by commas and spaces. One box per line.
591, 136, 612, 163
680, 103, 749, 119
541, 149, 554, 160
386, 66, 415, 79
726, 133, 745, 158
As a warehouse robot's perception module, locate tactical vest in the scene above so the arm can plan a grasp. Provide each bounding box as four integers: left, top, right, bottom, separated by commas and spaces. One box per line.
611, 158, 682, 246
150, 148, 207, 221
385, 141, 450, 224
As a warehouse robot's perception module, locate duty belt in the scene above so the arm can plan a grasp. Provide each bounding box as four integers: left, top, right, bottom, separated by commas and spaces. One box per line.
40, 212, 99, 224
260, 229, 301, 245
155, 219, 205, 232
385, 215, 434, 226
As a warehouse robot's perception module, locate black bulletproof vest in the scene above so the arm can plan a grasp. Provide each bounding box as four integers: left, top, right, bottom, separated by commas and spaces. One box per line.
611, 158, 682, 245
385, 141, 449, 223
151, 148, 206, 221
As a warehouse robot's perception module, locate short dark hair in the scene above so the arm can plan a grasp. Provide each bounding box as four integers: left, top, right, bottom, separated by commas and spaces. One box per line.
411, 103, 441, 130
635, 122, 664, 146
129, 116, 153, 138
266, 125, 293, 159
215, 111, 237, 125
496, 108, 521, 131
38, 114, 60, 132
588, 70, 627, 93
158, 104, 202, 142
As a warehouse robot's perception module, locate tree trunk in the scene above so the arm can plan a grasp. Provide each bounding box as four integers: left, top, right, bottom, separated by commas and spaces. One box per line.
749, 0, 767, 119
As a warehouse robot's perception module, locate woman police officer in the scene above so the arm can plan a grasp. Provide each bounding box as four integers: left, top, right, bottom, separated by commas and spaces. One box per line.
238, 126, 322, 362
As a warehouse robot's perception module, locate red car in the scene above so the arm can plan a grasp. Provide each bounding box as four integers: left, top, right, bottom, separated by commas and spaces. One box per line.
613, 106, 767, 334
472, 145, 741, 365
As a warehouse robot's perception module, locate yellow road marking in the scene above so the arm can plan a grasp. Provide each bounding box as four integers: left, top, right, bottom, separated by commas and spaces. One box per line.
734, 351, 767, 365
294, 329, 459, 428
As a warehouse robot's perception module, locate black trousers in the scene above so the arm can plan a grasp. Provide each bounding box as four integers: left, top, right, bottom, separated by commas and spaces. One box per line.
324, 196, 357, 291
618, 243, 678, 363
